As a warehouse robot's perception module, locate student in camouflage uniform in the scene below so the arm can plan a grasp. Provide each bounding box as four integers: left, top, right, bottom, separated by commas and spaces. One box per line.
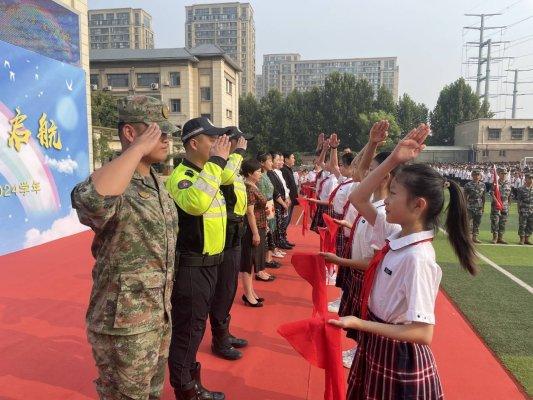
463, 169, 485, 243
517, 172, 533, 245
71, 95, 179, 400
490, 167, 512, 244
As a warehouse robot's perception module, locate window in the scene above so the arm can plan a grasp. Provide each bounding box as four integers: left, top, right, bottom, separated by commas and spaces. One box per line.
136, 73, 159, 87
106, 73, 129, 87
200, 87, 212, 101
488, 128, 501, 140
226, 109, 233, 119
169, 72, 180, 86
511, 128, 524, 140
170, 99, 181, 113
482, 149, 489, 157
499, 150, 506, 157
529, 128, 533, 140
225, 79, 233, 95
90, 74, 99, 86
201, 113, 212, 120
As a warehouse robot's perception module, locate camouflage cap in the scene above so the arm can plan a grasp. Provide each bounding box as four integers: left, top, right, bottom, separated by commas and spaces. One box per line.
117, 95, 179, 134
472, 169, 481, 175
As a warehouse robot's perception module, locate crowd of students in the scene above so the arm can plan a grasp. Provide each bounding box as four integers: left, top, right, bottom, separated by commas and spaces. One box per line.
296, 122, 477, 399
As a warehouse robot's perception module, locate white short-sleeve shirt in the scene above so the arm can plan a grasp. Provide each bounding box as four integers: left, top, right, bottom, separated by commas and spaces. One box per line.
369, 230, 442, 325
318, 174, 338, 201
351, 200, 395, 260
369, 209, 402, 251
332, 178, 354, 215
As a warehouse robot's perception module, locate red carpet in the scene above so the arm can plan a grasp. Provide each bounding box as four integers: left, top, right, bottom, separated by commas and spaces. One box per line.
0, 224, 527, 400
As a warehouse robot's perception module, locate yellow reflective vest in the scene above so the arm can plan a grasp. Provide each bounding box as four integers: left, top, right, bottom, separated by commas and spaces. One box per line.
166, 153, 242, 255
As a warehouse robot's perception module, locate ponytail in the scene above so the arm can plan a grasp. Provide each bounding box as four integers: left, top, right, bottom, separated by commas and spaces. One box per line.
395, 164, 477, 276
444, 180, 477, 275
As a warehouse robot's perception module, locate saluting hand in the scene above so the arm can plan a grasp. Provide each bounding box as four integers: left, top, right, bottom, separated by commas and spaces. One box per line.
329, 133, 340, 148
131, 123, 162, 156
236, 136, 248, 151
390, 124, 429, 164
210, 135, 231, 160
369, 120, 389, 145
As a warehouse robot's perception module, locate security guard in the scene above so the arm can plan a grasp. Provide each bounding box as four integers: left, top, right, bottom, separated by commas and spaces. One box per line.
210, 126, 253, 361
491, 167, 512, 244
71, 95, 179, 400
463, 169, 485, 243
166, 117, 243, 400
517, 172, 533, 245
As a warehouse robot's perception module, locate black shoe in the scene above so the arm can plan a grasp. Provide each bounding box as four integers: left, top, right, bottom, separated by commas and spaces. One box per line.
278, 243, 292, 250
190, 363, 225, 400
286, 241, 296, 246
265, 261, 281, 269
255, 274, 276, 282
242, 294, 263, 307
174, 381, 199, 400
254, 296, 265, 303
228, 333, 248, 348
211, 343, 242, 360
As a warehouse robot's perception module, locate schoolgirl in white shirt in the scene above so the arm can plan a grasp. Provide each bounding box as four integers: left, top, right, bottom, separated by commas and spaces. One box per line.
330, 124, 477, 400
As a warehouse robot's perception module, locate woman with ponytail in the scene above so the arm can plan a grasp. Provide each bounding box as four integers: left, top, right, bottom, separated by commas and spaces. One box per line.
330, 124, 477, 399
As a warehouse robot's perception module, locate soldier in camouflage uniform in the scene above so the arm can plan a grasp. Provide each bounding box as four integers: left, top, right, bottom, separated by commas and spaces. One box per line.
71, 95, 179, 400
490, 167, 512, 244
517, 172, 533, 245
463, 169, 485, 243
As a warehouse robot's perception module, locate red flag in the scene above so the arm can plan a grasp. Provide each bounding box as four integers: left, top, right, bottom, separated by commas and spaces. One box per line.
297, 197, 310, 236
492, 165, 503, 211
278, 317, 346, 400
291, 253, 327, 316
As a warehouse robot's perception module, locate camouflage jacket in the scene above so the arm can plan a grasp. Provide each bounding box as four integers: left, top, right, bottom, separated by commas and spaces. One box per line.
517, 185, 533, 214
491, 180, 512, 210
71, 168, 178, 335
463, 181, 485, 210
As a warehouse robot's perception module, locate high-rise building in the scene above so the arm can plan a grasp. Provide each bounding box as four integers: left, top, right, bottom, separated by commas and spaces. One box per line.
185, 2, 255, 95
88, 8, 154, 50
259, 53, 399, 99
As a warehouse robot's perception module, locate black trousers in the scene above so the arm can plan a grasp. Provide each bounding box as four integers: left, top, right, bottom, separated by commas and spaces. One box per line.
168, 262, 218, 387
209, 245, 241, 329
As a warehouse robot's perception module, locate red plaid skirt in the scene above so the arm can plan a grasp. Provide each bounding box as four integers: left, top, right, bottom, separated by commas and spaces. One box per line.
347, 312, 444, 400
310, 204, 333, 232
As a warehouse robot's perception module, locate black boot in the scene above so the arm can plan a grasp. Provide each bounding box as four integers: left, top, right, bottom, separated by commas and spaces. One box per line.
228, 333, 248, 348
190, 362, 225, 400
174, 380, 199, 400
211, 317, 243, 360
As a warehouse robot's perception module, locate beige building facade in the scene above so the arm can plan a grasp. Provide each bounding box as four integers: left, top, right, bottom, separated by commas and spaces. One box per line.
89, 44, 240, 129
185, 2, 255, 95
259, 53, 399, 99
88, 8, 154, 50
455, 118, 533, 162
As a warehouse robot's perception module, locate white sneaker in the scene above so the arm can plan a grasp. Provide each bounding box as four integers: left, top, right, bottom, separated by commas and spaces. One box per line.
272, 251, 285, 258
342, 346, 358, 369
328, 298, 341, 313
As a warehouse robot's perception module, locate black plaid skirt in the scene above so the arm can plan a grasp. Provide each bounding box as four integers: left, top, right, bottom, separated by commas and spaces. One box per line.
310, 204, 333, 233
347, 312, 444, 400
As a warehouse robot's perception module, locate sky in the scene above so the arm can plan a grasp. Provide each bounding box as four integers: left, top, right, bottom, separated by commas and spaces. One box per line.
88, 0, 533, 118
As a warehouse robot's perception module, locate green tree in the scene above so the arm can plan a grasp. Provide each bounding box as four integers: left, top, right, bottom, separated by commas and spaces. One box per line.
91, 90, 118, 128
396, 93, 429, 134
429, 78, 492, 145
374, 86, 396, 115
358, 110, 401, 150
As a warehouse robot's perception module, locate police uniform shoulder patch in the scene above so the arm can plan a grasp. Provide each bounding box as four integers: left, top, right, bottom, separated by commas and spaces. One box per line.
178, 179, 192, 189
185, 170, 195, 178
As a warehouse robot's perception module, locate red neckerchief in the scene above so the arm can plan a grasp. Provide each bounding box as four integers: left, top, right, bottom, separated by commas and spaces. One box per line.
316, 175, 330, 199
328, 179, 354, 205
360, 237, 433, 320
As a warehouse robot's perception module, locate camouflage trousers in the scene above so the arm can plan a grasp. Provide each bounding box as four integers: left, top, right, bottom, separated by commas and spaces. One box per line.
518, 212, 533, 236
490, 209, 509, 235
87, 324, 171, 400
468, 209, 483, 235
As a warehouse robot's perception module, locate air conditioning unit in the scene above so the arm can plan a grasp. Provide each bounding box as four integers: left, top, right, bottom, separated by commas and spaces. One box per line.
103, 86, 112, 91
90, 84, 98, 91
150, 83, 159, 90
163, 80, 170, 87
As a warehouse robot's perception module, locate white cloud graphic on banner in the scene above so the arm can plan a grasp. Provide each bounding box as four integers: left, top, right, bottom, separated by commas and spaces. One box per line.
45, 155, 78, 174
24, 209, 88, 247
